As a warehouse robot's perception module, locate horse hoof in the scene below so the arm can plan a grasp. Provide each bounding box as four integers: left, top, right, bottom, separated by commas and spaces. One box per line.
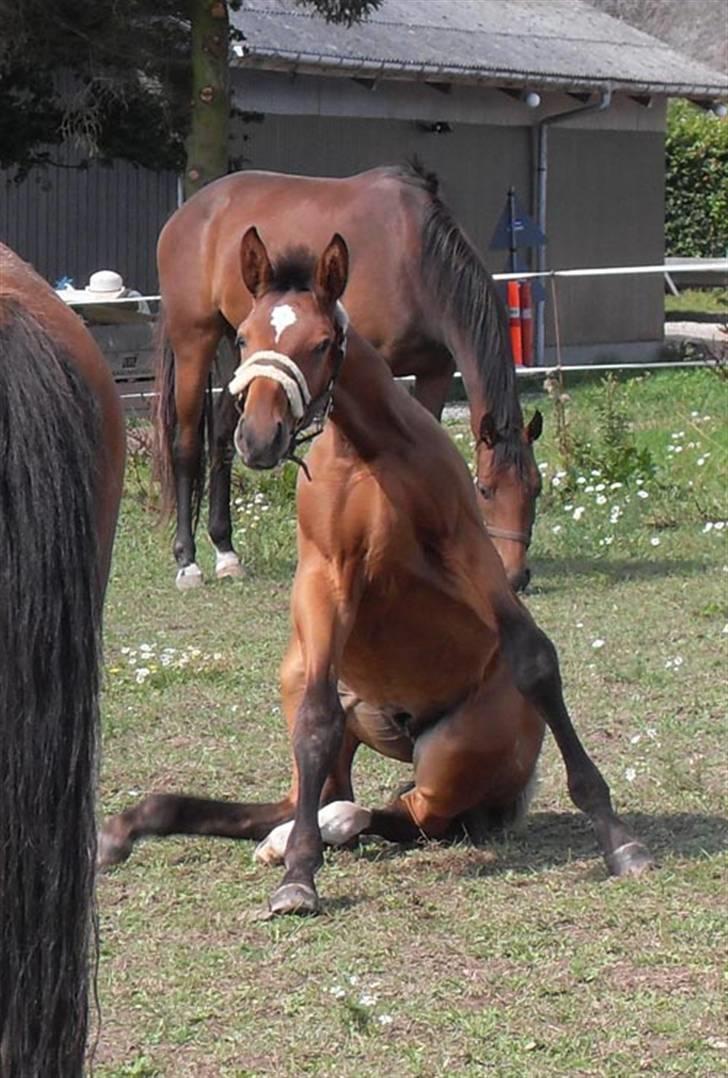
176, 563, 203, 590
606, 841, 654, 878
97, 828, 132, 869
215, 552, 244, 580
254, 820, 293, 866
268, 882, 320, 916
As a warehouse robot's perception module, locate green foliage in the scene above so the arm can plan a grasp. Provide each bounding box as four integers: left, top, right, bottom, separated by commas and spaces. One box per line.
545, 373, 654, 487
572, 375, 655, 485
665, 100, 728, 258
0, 0, 381, 179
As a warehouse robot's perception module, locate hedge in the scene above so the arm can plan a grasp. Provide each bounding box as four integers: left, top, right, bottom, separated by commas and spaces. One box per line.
665, 100, 728, 258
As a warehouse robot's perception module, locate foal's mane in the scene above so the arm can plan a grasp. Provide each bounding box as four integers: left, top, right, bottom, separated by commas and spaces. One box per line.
399, 159, 528, 475
265, 248, 316, 295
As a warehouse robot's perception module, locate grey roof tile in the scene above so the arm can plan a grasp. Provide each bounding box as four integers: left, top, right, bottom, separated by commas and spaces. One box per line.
231, 0, 728, 96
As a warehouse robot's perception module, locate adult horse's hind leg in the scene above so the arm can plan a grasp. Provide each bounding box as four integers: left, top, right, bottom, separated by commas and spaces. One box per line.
412, 359, 455, 420
168, 319, 222, 589
497, 605, 654, 877
208, 343, 244, 580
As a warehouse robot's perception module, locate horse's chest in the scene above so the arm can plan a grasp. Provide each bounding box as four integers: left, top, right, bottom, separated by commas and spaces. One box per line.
341, 575, 493, 715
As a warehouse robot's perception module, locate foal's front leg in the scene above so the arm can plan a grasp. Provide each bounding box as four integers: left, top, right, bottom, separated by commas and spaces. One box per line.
268, 677, 346, 915
268, 563, 360, 916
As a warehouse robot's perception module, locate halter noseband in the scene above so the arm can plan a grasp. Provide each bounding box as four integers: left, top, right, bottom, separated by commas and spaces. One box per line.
228, 302, 349, 478
485, 524, 532, 549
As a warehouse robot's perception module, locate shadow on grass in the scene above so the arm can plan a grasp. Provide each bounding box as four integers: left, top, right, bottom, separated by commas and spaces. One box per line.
530, 556, 706, 588
350, 810, 728, 879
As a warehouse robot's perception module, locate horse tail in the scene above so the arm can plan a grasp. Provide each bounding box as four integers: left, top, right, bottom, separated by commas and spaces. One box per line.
152, 306, 208, 527
401, 157, 524, 441
0, 299, 102, 1076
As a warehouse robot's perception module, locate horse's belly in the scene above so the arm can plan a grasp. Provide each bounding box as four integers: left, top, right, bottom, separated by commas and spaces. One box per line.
341, 580, 494, 718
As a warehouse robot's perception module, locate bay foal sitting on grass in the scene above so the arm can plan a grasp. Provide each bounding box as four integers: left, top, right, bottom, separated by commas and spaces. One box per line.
100, 229, 652, 915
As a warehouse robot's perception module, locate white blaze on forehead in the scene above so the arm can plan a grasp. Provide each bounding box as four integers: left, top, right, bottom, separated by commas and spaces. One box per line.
270, 303, 297, 343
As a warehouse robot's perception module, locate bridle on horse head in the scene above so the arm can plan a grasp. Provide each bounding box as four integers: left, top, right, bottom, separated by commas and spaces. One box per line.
483, 523, 532, 549
476, 476, 532, 549
228, 303, 349, 479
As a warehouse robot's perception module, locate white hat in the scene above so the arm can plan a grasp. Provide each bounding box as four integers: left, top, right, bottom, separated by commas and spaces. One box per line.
86, 270, 126, 298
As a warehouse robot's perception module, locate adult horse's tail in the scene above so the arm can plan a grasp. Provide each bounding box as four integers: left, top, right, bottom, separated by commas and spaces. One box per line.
402, 159, 524, 441
0, 300, 102, 1076
152, 308, 207, 525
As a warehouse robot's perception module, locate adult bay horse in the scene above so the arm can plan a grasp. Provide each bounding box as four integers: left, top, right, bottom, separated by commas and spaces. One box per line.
155, 161, 542, 593
0, 244, 125, 1075
100, 230, 652, 915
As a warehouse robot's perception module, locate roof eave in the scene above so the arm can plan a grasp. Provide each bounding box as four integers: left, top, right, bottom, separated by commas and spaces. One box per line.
232, 47, 728, 100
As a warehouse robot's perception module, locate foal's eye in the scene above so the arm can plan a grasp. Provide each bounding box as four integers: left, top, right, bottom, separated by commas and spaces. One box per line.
235, 334, 246, 351
478, 483, 494, 500
314, 338, 331, 356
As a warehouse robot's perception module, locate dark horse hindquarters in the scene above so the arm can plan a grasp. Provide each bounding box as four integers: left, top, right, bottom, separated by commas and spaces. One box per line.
153, 162, 541, 592
0, 245, 124, 1077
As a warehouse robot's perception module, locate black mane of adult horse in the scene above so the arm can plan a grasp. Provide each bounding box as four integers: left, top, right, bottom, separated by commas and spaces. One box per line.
0, 245, 125, 1076
154, 161, 542, 593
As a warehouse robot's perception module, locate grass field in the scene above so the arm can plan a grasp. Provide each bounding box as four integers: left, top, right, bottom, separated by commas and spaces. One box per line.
96, 368, 726, 1077
664, 288, 728, 319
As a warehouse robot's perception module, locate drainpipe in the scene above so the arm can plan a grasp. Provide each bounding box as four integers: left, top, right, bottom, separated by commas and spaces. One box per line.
534, 88, 613, 365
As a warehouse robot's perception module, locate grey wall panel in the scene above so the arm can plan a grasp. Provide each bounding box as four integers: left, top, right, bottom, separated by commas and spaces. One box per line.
233, 113, 664, 348
546, 128, 665, 344
234, 113, 533, 272
0, 158, 177, 294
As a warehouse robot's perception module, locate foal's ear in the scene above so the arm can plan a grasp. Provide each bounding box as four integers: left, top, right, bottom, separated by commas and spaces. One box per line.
240, 226, 273, 298
315, 233, 349, 306
479, 412, 500, 448
527, 409, 543, 443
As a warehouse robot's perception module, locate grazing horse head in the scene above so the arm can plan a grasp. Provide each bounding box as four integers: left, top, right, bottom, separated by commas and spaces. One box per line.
476, 409, 543, 592
229, 227, 349, 470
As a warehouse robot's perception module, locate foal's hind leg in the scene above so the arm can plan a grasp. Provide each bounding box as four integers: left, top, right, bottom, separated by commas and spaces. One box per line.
365, 660, 544, 843
98, 688, 361, 869
98, 790, 298, 867
497, 604, 654, 877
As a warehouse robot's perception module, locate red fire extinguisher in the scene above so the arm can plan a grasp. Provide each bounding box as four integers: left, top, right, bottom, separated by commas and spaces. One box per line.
519, 281, 533, 366
506, 280, 523, 366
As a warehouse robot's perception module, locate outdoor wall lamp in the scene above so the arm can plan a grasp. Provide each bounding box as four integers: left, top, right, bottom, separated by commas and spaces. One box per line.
500, 88, 542, 109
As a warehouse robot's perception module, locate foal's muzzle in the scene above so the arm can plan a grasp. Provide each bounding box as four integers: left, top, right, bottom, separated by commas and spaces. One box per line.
234, 415, 290, 469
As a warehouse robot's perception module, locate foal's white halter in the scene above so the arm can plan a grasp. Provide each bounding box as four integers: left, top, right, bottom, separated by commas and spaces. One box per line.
228, 350, 311, 421
227, 302, 350, 423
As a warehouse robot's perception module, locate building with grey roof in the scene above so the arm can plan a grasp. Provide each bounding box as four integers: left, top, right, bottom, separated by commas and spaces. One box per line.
226, 0, 726, 362
3, 0, 726, 364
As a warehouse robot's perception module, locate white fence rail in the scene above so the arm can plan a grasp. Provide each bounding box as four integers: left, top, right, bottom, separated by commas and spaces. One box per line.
58, 261, 726, 411
58, 260, 728, 309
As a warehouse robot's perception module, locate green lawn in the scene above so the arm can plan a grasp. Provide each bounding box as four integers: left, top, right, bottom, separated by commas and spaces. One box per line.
664, 287, 728, 319
96, 368, 727, 1077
